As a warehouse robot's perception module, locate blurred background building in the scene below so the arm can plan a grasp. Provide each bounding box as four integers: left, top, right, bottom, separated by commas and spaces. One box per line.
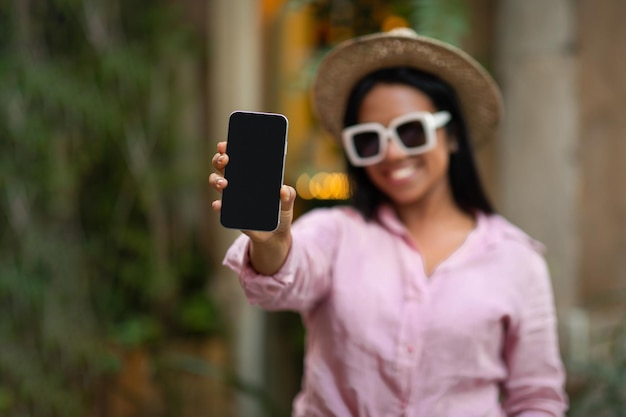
0, 0, 624, 416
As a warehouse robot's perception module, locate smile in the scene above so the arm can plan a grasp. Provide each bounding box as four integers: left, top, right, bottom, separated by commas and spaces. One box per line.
389, 165, 417, 181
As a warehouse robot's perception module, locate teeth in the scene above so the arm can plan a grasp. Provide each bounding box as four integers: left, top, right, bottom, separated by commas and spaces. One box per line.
389, 165, 415, 180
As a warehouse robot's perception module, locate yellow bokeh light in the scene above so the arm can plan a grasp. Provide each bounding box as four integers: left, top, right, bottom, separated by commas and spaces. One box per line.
295, 172, 350, 201
296, 173, 314, 200
309, 172, 327, 199
381, 15, 409, 33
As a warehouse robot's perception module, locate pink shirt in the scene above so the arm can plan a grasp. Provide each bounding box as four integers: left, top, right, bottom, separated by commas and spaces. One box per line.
223, 206, 568, 417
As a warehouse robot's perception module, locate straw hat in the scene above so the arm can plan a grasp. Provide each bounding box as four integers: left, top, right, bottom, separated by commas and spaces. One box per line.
312, 28, 503, 145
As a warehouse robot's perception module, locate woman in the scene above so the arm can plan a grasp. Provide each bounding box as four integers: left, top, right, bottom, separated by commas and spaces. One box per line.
210, 28, 567, 417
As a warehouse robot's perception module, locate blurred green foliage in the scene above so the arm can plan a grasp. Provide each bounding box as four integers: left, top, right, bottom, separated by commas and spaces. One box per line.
0, 1, 217, 416
393, 0, 468, 45
288, 0, 468, 45
569, 328, 626, 416
568, 296, 626, 417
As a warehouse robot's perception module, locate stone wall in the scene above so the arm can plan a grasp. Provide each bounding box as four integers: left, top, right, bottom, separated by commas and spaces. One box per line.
495, 0, 579, 319
495, 0, 626, 361
577, 0, 626, 358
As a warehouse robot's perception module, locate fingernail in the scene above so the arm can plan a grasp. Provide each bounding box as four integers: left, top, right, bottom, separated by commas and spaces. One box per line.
217, 155, 224, 164
216, 178, 224, 187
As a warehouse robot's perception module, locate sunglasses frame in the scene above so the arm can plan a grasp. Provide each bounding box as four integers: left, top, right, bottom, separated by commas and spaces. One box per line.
341, 111, 451, 167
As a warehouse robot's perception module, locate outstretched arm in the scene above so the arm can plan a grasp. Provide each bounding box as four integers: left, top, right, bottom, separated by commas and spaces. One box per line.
209, 140, 297, 275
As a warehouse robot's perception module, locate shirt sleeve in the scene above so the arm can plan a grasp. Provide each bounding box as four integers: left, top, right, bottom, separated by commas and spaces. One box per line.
222, 208, 342, 312
501, 249, 569, 417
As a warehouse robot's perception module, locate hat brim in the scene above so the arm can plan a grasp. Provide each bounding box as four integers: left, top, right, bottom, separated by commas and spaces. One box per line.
312, 29, 503, 145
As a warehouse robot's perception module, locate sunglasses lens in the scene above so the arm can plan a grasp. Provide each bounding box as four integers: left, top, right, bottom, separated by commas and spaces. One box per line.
352, 131, 381, 158
396, 120, 427, 148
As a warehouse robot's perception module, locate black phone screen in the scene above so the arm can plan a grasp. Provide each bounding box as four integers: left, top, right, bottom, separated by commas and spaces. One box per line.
220, 111, 288, 231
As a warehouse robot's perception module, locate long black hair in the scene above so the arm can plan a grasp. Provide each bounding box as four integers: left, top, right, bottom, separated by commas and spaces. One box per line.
342, 67, 494, 220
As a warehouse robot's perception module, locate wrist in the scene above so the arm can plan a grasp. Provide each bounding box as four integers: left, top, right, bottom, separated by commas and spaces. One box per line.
248, 231, 292, 275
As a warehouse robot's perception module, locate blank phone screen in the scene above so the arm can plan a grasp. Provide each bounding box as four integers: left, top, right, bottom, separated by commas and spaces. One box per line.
220, 111, 288, 231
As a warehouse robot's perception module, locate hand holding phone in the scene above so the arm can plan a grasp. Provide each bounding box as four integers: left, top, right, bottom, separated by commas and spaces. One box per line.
219, 111, 288, 232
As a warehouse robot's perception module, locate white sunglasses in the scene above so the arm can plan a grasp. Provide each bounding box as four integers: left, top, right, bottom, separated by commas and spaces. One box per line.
342, 111, 451, 167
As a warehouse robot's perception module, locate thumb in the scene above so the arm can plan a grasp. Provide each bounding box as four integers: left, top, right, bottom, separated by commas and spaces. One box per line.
276, 185, 296, 233
280, 185, 296, 214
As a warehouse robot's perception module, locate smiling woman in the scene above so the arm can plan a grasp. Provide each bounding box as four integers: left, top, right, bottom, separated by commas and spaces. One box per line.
342, 65, 493, 221
211, 27, 567, 417
353, 82, 456, 212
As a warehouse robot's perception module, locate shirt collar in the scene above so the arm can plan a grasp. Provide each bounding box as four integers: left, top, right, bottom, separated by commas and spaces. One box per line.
376, 204, 408, 237
376, 204, 487, 237
375, 204, 492, 251
374, 204, 545, 265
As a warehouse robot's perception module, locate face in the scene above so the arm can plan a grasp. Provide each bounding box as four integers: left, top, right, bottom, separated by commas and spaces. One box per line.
357, 83, 455, 208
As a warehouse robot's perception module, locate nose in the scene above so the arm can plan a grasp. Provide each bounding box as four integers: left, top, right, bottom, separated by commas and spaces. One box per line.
384, 135, 406, 161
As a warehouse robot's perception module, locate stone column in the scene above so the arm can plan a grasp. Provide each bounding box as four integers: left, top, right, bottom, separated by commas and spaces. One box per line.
207, 1, 266, 416
494, 1, 579, 329
577, 0, 626, 360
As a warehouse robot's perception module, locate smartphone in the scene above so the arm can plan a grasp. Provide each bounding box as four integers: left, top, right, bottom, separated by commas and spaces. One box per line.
220, 111, 288, 231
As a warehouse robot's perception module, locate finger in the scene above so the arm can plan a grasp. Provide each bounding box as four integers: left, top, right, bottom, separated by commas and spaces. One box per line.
211, 152, 229, 173
208, 172, 228, 190
280, 185, 296, 213
211, 199, 222, 211
272, 185, 296, 235
211, 141, 228, 172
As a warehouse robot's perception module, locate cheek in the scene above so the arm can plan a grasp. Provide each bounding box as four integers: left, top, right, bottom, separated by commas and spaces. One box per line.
425, 139, 452, 170
363, 166, 392, 193
436, 133, 456, 165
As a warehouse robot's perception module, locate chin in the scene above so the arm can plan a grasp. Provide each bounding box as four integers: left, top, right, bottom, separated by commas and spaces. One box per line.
387, 192, 424, 207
